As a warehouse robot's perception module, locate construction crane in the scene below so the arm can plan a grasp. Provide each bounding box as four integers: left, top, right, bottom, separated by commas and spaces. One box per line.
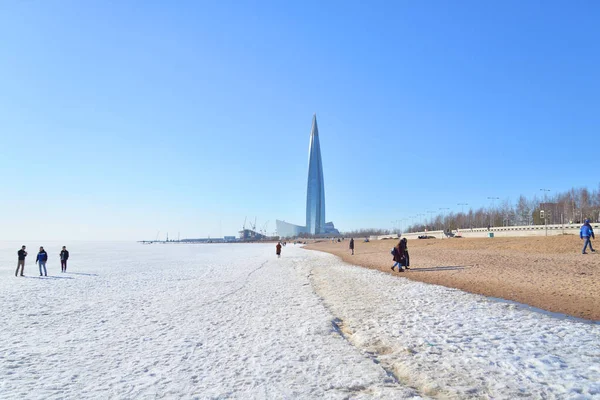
243, 217, 247, 230
261, 221, 269, 236
250, 217, 257, 231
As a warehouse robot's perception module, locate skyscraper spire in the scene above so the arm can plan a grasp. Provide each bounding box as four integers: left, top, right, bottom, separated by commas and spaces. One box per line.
306, 114, 326, 234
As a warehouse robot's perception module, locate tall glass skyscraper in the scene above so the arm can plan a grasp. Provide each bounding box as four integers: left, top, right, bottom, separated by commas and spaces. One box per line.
306, 114, 326, 235
275, 114, 339, 238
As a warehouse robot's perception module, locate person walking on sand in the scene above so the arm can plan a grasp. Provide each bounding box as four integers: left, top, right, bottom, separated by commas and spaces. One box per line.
349, 238, 355, 255
60, 246, 69, 272
401, 237, 410, 270
391, 246, 400, 271
580, 219, 596, 254
15, 245, 27, 277
36, 246, 48, 276
276, 242, 282, 258
391, 239, 404, 272
391, 238, 410, 272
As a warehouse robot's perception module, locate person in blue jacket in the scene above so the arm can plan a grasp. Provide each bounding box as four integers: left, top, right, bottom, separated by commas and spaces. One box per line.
36, 246, 48, 276
580, 219, 595, 254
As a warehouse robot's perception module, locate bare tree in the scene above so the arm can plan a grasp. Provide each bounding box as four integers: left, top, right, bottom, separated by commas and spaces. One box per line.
402, 183, 600, 232
516, 195, 530, 225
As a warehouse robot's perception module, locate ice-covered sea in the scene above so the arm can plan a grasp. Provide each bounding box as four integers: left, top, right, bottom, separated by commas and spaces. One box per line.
0, 242, 598, 399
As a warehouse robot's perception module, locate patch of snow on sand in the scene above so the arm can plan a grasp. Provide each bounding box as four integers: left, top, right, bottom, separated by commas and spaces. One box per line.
307, 249, 600, 399
0, 242, 420, 399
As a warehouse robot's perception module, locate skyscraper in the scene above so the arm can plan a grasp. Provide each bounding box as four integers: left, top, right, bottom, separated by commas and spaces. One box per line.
306, 114, 326, 235
275, 114, 339, 238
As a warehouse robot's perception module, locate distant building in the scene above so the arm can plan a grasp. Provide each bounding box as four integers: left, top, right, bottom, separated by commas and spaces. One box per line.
323, 222, 339, 235
306, 114, 326, 235
276, 220, 308, 237
276, 114, 339, 238
239, 229, 266, 241
181, 238, 224, 243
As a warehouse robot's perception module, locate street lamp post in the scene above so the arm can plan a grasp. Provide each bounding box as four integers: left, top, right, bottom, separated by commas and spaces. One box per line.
417, 213, 425, 231
487, 197, 499, 228
439, 207, 450, 237
457, 203, 469, 229
427, 211, 435, 230
427, 211, 436, 231
540, 189, 550, 236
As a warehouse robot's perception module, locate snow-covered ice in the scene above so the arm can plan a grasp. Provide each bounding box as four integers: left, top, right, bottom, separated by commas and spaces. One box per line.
1, 242, 598, 399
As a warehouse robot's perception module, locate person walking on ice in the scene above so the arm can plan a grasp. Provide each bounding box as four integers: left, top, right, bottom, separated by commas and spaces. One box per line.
36, 246, 48, 276
15, 245, 27, 277
580, 219, 595, 254
349, 238, 355, 255
60, 246, 69, 272
276, 242, 282, 258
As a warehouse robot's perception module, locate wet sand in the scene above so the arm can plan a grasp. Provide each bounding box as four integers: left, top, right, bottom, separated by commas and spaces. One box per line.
305, 235, 600, 321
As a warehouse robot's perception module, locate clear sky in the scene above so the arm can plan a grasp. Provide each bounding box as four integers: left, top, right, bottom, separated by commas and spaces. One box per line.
1, 0, 598, 241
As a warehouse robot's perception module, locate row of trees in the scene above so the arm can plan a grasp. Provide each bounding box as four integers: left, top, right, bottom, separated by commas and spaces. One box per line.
296, 228, 392, 239
339, 228, 392, 238
406, 185, 600, 233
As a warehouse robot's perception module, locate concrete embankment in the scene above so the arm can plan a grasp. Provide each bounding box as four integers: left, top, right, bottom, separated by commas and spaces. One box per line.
373, 222, 600, 240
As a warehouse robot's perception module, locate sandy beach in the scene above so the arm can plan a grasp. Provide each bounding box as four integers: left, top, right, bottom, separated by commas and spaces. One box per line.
305, 235, 600, 321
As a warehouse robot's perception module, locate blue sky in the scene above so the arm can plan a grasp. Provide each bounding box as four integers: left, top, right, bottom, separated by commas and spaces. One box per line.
1, 0, 598, 240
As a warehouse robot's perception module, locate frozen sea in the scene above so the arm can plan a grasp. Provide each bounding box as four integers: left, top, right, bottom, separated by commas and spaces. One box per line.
0, 242, 599, 399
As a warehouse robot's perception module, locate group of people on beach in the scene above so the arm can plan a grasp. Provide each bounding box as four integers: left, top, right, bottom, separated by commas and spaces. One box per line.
15, 245, 70, 277
347, 236, 410, 271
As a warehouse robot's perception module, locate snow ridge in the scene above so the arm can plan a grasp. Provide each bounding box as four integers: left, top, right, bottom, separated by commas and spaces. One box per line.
306, 249, 600, 399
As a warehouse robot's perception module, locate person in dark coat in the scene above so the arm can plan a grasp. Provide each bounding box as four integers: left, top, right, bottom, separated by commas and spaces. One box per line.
36, 246, 48, 276
391, 246, 400, 271
15, 245, 27, 277
391, 238, 410, 272
349, 238, 355, 255
60, 246, 70, 272
391, 240, 404, 272
276, 242, 282, 258
401, 237, 410, 270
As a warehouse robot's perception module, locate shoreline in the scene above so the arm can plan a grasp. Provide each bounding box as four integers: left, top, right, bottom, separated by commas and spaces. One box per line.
304, 235, 600, 321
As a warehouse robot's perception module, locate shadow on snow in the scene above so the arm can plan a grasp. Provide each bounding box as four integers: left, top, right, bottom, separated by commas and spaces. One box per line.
65, 272, 99, 276
24, 275, 75, 280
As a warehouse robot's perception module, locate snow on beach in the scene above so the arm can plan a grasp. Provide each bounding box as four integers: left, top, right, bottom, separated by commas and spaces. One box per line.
0, 242, 599, 399
308, 252, 600, 399
0, 242, 416, 399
